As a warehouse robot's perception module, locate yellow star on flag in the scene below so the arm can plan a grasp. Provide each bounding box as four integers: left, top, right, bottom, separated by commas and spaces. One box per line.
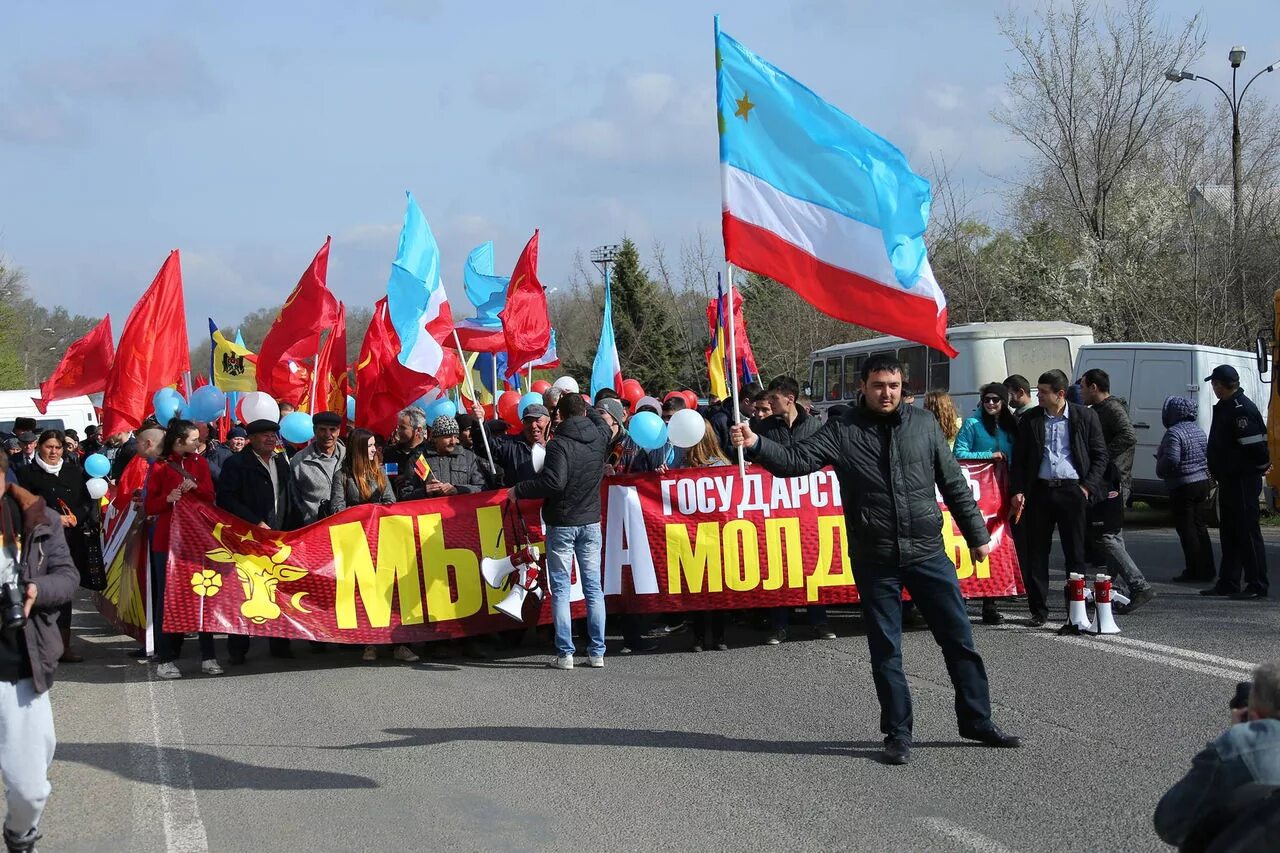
734, 91, 755, 122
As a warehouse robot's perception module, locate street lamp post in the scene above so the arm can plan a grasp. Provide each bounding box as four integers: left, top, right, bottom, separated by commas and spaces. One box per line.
1167, 47, 1278, 337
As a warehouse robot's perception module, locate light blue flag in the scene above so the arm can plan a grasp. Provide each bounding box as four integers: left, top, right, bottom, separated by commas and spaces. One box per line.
590, 271, 622, 399
462, 242, 508, 328
385, 191, 450, 374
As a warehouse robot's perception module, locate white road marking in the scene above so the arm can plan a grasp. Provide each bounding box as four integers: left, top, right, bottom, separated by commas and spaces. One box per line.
999, 622, 1255, 681
920, 817, 1018, 853
128, 673, 210, 853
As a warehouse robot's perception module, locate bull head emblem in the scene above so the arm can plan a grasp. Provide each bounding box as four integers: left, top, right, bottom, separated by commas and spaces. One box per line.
205, 523, 309, 624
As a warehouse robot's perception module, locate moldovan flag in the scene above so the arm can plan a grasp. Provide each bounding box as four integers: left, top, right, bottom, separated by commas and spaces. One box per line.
308, 302, 348, 420
257, 238, 339, 405
354, 297, 435, 436
102, 251, 190, 436
209, 320, 257, 392
33, 315, 114, 414
498, 230, 550, 380
715, 19, 956, 356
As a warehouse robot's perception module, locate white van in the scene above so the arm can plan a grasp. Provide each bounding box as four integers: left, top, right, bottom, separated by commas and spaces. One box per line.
1073, 343, 1270, 500
0, 391, 99, 437
808, 321, 1095, 415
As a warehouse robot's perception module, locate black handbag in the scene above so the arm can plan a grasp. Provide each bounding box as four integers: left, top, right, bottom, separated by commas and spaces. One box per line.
79, 524, 107, 591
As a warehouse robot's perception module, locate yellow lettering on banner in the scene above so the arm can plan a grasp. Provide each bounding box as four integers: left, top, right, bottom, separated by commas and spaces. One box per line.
420, 513, 483, 622
475, 504, 511, 614
666, 522, 723, 594
941, 511, 975, 580
721, 520, 761, 592
331, 516, 424, 629
763, 518, 802, 591
809, 516, 853, 602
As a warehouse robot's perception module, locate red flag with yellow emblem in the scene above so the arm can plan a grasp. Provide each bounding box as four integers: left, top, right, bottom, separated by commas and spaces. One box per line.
257, 238, 339, 406
34, 315, 115, 414
306, 302, 348, 421
354, 297, 435, 436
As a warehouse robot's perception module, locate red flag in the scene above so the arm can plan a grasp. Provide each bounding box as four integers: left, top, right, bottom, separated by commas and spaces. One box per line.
33, 316, 115, 414
257, 238, 339, 405
704, 289, 760, 384
354, 297, 435, 436
307, 302, 349, 424
102, 251, 190, 436
497, 230, 550, 379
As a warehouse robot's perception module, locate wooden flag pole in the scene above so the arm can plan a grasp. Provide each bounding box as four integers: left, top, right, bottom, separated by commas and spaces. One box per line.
451, 330, 497, 478
724, 266, 746, 476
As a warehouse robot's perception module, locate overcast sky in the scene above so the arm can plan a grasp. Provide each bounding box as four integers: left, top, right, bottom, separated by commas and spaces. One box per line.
0, 0, 1273, 343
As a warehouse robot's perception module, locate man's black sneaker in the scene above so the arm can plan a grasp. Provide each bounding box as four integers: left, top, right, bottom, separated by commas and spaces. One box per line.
882, 738, 911, 765
764, 629, 786, 646
981, 600, 1004, 625
811, 623, 837, 640
1230, 588, 1268, 601
1116, 587, 1155, 614
959, 725, 1022, 748
1200, 585, 1237, 597
1028, 612, 1048, 627
619, 641, 659, 655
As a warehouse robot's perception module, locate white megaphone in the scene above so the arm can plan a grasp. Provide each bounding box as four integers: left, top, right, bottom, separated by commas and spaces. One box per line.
1092, 574, 1121, 635
494, 567, 545, 622
481, 544, 541, 589
531, 442, 546, 473
1066, 573, 1092, 632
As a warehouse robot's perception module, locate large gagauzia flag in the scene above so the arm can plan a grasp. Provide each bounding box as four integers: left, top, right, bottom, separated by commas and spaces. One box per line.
257, 238, 339, 406
386, 192, 462, 386
454, 241, 509, 353
102, 250, 190, 436
208, 320, 258, 392
33, 315, 114, 414
715, 19, 956, 356
498, 230, 550, 380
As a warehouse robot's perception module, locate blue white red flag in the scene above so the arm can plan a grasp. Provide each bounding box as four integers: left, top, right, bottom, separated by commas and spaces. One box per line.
455, 241, 509, 353
385, 192, 462, 381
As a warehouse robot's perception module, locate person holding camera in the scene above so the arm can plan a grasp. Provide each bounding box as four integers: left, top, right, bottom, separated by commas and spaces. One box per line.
1154, 659, 1280, 847
0, 456, 81, 852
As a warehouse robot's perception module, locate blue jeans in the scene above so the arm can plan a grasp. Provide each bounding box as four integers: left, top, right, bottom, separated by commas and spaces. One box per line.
546, 523, 606, 658
854, 551, 992, 741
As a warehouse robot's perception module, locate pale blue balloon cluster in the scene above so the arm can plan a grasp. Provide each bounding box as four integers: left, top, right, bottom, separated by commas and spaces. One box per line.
628, 411, 668, 450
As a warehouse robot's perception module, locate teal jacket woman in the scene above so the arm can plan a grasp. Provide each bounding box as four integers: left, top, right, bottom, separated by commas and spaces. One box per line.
953, 383, 1017, 461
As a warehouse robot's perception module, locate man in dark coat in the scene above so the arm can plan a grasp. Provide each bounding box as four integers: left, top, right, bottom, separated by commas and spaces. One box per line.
512, 394, 611, 669
733, 355, 1020, 765
1010, 369, 1109, 625
0, 469, 81, 853
214, 419, 293, 662
470, 402, 551, 487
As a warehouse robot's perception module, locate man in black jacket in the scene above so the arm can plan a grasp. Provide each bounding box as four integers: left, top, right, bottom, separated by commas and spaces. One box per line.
1202, 365, 1271, 600
512, 394, 611, 670
471, 402, 550, 487
1010, 369, 1109, 625
214, 419, 294, 663
0, 470, 81, 853
733, 355, 1020, 765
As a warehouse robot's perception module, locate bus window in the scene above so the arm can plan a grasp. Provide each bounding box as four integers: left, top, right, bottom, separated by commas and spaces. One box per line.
809, 360, 826, 402
843, 355, 863, 398
827, 358, 843, 402
898, 346, 927, 395
927, 347, 951, 392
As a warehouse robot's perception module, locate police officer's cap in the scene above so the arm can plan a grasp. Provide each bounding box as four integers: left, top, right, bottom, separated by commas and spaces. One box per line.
1204, 364, 1240, 384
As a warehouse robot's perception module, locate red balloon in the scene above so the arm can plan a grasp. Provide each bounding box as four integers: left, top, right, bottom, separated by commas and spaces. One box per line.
621, 378, 645, 403
531, 380, 552, 394
498, 390, 521, 425
682, 390, 700, 411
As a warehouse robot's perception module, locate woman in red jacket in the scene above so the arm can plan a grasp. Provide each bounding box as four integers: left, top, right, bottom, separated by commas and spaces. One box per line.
144, 419, 219, 680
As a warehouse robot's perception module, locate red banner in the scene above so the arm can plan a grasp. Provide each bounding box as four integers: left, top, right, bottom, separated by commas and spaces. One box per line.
150, 463, 1020, 644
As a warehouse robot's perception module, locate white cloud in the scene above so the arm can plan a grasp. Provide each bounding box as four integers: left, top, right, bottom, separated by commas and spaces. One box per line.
926, 84, 964, 112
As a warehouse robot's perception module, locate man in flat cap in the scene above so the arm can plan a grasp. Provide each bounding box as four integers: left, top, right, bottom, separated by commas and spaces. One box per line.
289, 412, 345, 525
215, 418, 295, 663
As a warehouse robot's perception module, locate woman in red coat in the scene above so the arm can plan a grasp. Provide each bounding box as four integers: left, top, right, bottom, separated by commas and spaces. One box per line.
144, 419, 219, 679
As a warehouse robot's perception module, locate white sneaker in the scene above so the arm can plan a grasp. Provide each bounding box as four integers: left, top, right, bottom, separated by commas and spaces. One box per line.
361, 645, 378, 662
200, 659, 224, 676
550, 655, 574, 669
155, 662, 182, 680
392, 645, 420, 663
587, 656, 604, 668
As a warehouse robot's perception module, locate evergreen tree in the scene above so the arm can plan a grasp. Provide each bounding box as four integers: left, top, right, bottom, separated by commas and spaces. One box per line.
608, 238, 682, 392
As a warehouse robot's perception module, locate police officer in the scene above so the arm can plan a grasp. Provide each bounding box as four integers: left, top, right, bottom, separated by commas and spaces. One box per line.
1201, 365, 1270, 600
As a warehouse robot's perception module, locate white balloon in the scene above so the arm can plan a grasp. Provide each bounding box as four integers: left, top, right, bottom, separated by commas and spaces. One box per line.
531, 442, 546, 473
86, 478, 109, 500
666, 408, 706, 449
240, 391, 280, 424
552, 376, 580, 393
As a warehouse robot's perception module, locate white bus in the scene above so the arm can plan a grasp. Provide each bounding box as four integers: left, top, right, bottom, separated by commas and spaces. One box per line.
807, 321, 1095, 416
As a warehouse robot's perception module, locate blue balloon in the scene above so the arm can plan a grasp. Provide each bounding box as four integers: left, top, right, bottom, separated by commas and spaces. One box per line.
628, 411, 667, 451
152, 387, 185, 423
84, 453, 110, 478
346, 395, 356, 421
423, 398, 457, 424
279, 411, 315, 445
188, 386, 227, 422
517, 392, 543, 419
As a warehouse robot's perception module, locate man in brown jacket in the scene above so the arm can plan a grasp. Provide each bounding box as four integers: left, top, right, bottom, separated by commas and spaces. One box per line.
0, 451, 81, 853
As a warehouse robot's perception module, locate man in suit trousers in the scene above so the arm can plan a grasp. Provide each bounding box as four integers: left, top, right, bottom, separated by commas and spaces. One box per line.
1009, 369, 1109, 625
215, 419, 295, 663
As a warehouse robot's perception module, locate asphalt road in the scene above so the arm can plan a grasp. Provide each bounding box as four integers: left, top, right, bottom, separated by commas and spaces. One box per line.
42, 526, 1278, 852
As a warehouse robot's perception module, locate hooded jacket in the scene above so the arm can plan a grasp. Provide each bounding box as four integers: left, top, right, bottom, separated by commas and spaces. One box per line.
3, 485, 80, 694
513, 410, 611, 526
1156, 396, 1209, 487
